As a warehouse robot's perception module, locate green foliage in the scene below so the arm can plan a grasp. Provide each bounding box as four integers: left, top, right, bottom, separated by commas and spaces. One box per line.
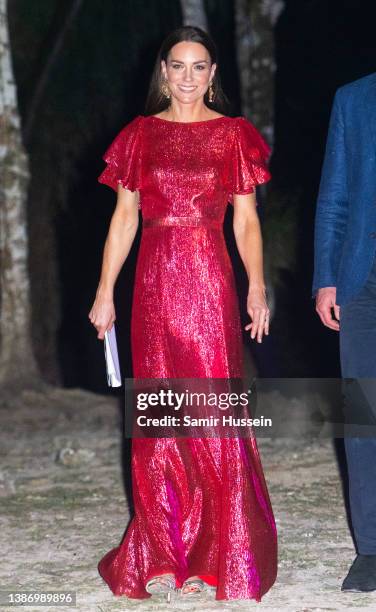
263, 186, 300, 287
8, 0, 58, 108
8, 0, 183, 210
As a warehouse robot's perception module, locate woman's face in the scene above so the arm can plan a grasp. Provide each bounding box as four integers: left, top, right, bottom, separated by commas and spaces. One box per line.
161, 41, 216, 104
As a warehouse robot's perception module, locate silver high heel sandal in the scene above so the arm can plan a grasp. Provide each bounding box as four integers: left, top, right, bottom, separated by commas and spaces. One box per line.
145, 573, 176, 603
180, 576, 213, 596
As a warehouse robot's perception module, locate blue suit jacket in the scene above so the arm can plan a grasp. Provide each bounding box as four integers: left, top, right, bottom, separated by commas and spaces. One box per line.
312, 72, 376, 305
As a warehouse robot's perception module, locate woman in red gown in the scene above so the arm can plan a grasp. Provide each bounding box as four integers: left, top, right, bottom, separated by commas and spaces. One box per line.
89, 26, 277, 602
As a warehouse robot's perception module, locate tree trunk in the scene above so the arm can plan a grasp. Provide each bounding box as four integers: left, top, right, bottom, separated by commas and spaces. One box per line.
235, 0, 253, 119
0, 0, 40, 389
235, 0, 285, 322
180, 0, 208, 30
236, 0, 284, 141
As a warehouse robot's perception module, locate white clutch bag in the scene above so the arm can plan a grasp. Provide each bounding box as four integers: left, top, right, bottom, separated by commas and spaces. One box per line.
104, 324, 122, 387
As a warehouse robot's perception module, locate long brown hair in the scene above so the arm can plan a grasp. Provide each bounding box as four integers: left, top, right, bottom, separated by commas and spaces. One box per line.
144, 26, 230, 116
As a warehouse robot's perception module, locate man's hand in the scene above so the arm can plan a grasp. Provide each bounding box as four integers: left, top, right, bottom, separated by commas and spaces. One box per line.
315, 287, 340, 331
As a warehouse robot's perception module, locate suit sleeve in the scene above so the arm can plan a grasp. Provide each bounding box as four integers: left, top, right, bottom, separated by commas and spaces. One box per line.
312, 90, 349, 296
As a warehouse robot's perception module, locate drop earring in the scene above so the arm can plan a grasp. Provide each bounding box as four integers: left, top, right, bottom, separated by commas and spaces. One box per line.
161, 80, 171, 99
208, 82, 214, 103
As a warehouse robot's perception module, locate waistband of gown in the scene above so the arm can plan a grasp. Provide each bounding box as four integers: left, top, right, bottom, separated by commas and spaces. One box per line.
142, 216, 222, 229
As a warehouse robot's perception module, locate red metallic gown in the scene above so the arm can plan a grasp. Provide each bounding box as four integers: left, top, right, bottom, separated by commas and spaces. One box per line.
97, 114, 277, 600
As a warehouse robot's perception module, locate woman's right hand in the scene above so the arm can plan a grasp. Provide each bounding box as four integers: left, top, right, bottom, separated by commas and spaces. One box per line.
88, 291, 116, 340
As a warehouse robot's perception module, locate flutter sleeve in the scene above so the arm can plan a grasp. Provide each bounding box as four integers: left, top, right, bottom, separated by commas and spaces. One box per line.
98, 115, 143, 193
228, 117, 271, 204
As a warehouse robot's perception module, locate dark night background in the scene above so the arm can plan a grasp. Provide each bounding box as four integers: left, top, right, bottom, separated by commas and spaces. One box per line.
7, 0, 376, 394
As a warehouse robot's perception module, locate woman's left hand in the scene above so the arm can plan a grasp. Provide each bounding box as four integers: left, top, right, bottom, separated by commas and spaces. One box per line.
245, 286, 270, 343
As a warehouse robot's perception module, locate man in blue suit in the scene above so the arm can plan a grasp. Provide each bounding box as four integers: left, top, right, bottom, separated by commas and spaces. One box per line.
313, 73, 376, 592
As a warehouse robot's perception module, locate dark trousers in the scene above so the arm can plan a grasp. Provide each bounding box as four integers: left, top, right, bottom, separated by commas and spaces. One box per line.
340, 256, 376, 554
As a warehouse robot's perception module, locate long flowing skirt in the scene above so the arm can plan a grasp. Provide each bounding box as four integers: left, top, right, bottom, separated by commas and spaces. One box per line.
98, 226, 278, 600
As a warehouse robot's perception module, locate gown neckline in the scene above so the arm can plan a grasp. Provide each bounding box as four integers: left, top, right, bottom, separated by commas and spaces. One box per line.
147, 114, 231, 126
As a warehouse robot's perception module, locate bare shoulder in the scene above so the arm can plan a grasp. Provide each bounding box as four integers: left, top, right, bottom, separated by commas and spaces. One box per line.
207, 111, 227, 119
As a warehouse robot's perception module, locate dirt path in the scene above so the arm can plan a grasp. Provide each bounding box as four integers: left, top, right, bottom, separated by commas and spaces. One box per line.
0, 387, 375, 612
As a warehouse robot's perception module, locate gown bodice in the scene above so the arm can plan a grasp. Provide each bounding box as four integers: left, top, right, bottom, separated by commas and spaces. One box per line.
98, 114, 271, 221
